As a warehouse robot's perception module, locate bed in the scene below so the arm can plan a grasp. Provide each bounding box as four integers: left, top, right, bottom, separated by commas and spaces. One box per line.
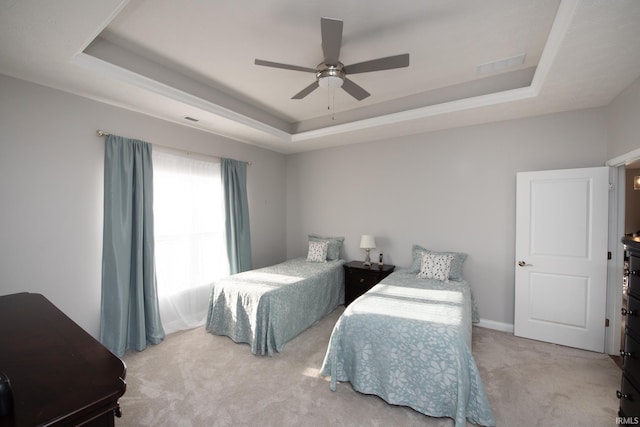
206, 235, 345, 356
320, 246, 495, 427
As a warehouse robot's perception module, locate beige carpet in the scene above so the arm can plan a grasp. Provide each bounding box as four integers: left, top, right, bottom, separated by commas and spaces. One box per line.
116, 307, 620, 426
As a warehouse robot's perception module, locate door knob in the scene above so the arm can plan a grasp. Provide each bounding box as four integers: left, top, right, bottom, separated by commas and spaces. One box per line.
518, 261, 531, 267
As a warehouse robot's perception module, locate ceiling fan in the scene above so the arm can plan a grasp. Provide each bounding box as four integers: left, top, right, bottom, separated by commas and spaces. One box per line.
254, 17, 410, 101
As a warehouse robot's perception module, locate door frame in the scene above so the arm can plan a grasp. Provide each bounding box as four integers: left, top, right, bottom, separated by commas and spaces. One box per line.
605, 148, 640, 354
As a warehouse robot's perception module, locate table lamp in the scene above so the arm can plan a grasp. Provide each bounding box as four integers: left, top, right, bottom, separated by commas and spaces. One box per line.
360, 235, 376, 267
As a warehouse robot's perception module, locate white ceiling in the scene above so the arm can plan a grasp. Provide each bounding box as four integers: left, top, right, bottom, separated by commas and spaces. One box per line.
1, 0, 639, 154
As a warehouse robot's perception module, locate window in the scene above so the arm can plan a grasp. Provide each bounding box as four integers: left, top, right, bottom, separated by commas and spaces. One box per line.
153, 148, 229, 334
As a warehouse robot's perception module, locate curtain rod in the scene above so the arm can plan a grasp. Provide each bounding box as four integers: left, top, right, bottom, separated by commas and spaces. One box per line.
96, 130, 252, 165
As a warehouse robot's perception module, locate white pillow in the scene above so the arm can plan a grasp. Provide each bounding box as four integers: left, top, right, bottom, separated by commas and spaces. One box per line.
306, 240, 329, 263
417, 252, 454, 281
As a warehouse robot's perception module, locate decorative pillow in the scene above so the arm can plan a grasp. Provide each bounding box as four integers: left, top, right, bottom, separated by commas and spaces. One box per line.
306, 240, 329, 263
308, 234, 344, 261
409, 244, 467, 281
417, 252, 454, 281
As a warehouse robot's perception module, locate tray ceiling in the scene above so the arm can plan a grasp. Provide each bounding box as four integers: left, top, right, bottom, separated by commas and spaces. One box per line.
1, 0, 639, 153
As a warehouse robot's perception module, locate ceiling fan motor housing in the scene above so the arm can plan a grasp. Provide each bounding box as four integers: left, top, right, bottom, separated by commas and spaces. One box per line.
317, 62, 345, 88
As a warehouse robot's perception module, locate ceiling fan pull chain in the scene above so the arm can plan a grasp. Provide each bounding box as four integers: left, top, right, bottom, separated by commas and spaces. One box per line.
328, 87, 336, 120
331, 88, 335, 120
327, 86, 330, 111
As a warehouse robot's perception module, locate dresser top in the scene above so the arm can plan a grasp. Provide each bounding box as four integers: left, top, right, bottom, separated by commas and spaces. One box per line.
623, 235, 640, 251
0, 292, 126, 426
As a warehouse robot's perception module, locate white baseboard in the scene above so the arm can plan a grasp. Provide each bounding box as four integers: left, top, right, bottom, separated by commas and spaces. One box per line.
475, 318, 514, 333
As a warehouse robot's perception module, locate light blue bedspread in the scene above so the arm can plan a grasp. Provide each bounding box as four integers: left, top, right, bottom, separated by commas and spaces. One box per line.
320, 270, 495, 427
206, 258, 345, 356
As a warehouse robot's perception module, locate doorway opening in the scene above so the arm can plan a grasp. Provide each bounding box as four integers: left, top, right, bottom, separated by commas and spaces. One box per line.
616, 166, 640, 366
605, 150, 640, 361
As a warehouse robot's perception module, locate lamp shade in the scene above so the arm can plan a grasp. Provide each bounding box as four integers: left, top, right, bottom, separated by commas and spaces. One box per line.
359, 235, 376, 249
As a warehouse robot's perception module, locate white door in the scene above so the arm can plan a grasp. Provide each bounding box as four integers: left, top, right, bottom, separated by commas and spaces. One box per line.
514, 167, 609, 352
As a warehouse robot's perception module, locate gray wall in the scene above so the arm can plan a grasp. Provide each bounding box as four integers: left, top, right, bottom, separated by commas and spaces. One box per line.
0, 75, 287, 338
607, 76, 640, 160
2, 70, 639, 337
286, 109, 610, 327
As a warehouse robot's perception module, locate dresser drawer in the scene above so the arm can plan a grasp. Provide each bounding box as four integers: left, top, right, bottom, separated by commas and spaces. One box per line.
623, 332, 640, 383
630, 254, 640, 299
619, 374, 640, 419
626, 294, 640, 338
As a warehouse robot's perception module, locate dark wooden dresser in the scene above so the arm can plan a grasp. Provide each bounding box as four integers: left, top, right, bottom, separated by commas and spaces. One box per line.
343, 261, 395, 306
620, 236, 640, 421
0, 292, 126, 426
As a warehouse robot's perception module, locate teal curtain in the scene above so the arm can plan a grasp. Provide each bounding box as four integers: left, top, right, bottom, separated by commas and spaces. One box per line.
222, 158, 252, 273
100, 135, 164, 356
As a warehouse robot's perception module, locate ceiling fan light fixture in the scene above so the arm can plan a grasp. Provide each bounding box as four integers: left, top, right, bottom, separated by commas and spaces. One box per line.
318, 75, 343, 88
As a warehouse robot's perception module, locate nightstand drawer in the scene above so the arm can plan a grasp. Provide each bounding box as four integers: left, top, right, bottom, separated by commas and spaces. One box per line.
346, 270, 380, 288
343, 261, 395, 306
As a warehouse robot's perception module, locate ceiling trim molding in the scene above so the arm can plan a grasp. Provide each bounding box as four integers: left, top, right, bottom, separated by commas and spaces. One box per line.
71, 52, 292, 142
530, 0, 579, 94
75, 1, 131, 54
607, 148, 640, 167
291, 86, 537, 142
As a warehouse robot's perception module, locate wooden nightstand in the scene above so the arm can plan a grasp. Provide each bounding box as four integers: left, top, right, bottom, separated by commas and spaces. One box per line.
344, 261, 395, 306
